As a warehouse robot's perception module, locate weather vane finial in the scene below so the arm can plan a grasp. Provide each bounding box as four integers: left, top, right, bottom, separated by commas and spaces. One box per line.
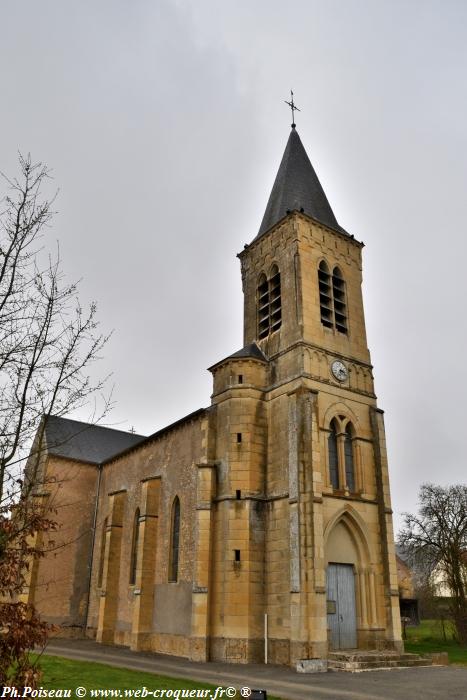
284, 89, 300, 128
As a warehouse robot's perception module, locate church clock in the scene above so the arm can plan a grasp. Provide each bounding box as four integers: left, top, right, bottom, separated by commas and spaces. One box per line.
331, 360, 348, 382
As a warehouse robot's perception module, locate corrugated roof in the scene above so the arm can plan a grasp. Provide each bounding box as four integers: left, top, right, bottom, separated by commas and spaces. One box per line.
44, 415, 146, 465
255, 127, 346, 240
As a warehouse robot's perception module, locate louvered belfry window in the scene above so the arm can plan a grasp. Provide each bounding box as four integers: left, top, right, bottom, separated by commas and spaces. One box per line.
258, 266, 282, 339
269, 265, 282, 332
318, 261, 348, 334
332, 267, 348, 333
318, 261, 333, 328
258, 274, 269, 339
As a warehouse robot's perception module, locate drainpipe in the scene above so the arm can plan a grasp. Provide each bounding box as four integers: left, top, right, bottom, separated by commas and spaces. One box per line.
82, 463, 102, 634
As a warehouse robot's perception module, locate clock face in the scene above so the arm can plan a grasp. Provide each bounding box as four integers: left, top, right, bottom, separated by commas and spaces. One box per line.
331, 360, 348, 382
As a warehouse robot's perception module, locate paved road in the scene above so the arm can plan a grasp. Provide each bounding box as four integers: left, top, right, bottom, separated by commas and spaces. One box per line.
43, 638, 467, 700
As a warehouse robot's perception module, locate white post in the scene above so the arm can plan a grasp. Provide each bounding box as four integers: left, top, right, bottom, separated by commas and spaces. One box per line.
264, 613, 268, 664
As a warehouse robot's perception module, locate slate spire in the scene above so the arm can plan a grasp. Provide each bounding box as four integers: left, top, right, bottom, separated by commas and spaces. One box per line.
255, 127, 344, 240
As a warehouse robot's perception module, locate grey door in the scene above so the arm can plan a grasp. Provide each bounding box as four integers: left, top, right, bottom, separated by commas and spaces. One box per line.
326, 563, 357, 649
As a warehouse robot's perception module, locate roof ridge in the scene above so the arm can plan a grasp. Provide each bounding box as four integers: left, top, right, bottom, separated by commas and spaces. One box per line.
102, 407, 207, 465
45, 414, 146, 438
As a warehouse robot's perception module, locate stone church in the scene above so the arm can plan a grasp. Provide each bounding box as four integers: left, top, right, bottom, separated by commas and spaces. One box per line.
25, 123, 403, 665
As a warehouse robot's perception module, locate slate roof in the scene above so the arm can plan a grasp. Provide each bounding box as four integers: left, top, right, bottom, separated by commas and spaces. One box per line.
44, 415, 146, 465
227, 343, 268, 362
103, 408, 207, 465
255, 127, 347, 240
208, 343, 268, 371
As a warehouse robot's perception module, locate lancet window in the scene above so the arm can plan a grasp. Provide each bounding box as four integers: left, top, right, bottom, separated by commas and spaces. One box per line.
318, 261, 333, 328
169, 496, 180, 582
328, 419, 339, 489
257, 265, 282, 339
332, 267, 348, 333
97, 517, 108, 588
344, 424, 355, 492
129, 508, 140, 585
328, 419, 357, 493
318, 260, 348, 334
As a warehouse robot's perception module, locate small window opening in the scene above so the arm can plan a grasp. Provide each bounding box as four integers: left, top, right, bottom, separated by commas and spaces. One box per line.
237, 433, 242, 443
238, 374, 243, 384
234, 549, 241, 562
236, 489, 241, 500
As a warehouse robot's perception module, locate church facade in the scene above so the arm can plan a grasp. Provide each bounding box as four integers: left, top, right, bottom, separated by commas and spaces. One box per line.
26, 125, 403, 665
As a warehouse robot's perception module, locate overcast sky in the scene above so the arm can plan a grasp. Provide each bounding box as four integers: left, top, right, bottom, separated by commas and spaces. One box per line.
1, 0, 466, 531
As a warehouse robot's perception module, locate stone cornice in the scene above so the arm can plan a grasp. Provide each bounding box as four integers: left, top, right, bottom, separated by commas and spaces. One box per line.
237, 211, 363, 260
269, 339, 373, 372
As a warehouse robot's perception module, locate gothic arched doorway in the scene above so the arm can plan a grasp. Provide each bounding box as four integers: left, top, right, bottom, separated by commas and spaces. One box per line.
324, 509, 372, 650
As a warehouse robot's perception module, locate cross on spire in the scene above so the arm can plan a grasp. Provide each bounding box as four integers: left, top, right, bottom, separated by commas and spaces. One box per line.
284, 90, 300, 128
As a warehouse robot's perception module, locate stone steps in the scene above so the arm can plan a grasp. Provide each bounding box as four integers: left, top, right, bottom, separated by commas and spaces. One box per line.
329, 651, 421, 662
327, 651, 433, 672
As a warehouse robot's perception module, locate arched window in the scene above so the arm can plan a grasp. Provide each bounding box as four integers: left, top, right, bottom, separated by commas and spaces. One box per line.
318, 261, 348, 334
257, 266, 282, 339
258, 273, 269, 339
318, 261, 333, 328
129, 508, 140, 585
98, 517, 108, 588
269, 265, 282, 333
169, 496, 180, 582
344, 424, 355, 492
332, 267, 348, 334
328, 420, 339, 489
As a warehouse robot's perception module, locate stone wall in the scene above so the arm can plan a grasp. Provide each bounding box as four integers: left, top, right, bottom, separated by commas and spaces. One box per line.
27, 456, 99, 633
87, 411, 208, 656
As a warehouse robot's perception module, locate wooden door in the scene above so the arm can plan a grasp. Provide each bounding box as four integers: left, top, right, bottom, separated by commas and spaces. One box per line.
326, 563, 357, 649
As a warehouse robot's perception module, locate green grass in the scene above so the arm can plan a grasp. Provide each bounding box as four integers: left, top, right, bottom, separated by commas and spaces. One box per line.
35, 655, 282, 699
405, 619, 467, 665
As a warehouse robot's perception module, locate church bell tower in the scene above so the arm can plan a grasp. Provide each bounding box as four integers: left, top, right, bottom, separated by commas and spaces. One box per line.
208, 121, 402, 664
240, 124, 371, 377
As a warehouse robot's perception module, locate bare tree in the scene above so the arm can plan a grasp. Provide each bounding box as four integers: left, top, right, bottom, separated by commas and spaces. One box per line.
0, 154, 111, 688
0, 154, 111, 504
399, 483, 467, 645
0, 495, 56, 688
